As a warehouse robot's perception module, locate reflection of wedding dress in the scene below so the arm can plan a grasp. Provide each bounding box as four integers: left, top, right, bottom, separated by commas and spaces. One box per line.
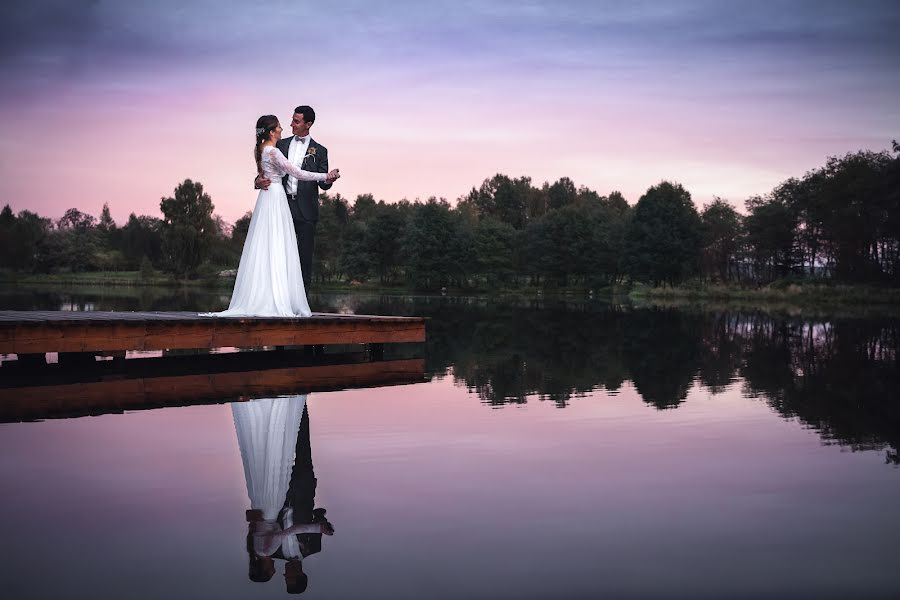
232, 395, 308, 521
204, 146, 326, 317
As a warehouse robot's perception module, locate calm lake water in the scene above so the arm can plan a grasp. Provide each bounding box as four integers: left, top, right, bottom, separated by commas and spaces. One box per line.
1, 286, 899, 599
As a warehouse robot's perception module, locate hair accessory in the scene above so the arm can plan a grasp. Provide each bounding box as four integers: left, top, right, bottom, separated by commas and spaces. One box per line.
256, 127, 266, 136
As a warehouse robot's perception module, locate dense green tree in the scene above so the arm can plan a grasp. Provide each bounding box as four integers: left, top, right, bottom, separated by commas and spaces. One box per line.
401, 198, 465, 290
520, 213, 555, 286
546, 177, 578, 211
351, 193, 378, 221
0, 208, 52, 271
0, 205, 17, 269
588, 200, 630, 286
366, 203, 408, 284
339, 220, 372, 282
97, 203, 116, 235
314, 193, 350, 282
520, 202, 625, 287
472, 218, 517, 286
206, 214, 239, 269
606, 191, 629, 216
744, 194, 798, 282
231, 211, 252, 253
807, 151, 896, 282
94, 203, 126, 270
700, 198, 742, 282
55, 208, 100, 272
622, 181, 702, 286
159, 179, 216, 276
120, 214, 163, 269
525, 183, 549, 221
462, 174, 531, 229
0, 204, 13, 228
884, 143, 900, 280
57, 208, 96, 232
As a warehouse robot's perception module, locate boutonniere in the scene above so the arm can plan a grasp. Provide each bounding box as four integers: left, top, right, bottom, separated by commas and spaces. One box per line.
305, 147, 317, 158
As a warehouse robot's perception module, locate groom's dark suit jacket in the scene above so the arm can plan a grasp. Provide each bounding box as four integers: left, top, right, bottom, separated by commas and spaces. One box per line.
275, 137, 332, 221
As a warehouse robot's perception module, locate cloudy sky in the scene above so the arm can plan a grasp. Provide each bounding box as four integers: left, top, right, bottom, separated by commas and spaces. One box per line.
1, 0, 898, 223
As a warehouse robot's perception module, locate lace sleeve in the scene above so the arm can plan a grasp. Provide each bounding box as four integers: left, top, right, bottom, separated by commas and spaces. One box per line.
264, 146, 326, 182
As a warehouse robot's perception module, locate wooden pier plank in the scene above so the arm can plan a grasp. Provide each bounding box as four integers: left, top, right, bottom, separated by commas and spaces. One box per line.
0, 310, 426, 354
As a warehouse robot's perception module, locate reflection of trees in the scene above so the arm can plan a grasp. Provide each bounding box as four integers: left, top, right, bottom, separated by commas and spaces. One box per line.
697, 311, 746, 393
623, 308, 704, 410
318, 295, 632, 407
741, 318, 900, 464
318, 294, 900, 464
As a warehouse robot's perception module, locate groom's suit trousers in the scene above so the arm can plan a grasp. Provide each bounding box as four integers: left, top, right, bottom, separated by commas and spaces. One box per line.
287, 197, 316, 291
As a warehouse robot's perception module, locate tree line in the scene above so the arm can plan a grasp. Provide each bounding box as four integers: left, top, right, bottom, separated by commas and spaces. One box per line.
1, 141, 898, 288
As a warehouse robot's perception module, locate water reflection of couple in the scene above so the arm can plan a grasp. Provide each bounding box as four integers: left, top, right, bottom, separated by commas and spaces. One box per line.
232, 395, 334, 594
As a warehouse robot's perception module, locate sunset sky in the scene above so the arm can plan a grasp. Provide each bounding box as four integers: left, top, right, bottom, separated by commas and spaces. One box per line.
0, 0, 897, 224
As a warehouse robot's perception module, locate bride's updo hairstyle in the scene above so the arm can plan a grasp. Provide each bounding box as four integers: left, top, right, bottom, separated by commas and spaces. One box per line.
254, 115, 279, 175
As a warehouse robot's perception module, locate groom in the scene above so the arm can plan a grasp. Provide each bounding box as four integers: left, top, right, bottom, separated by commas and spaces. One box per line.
256, 105, 334, 290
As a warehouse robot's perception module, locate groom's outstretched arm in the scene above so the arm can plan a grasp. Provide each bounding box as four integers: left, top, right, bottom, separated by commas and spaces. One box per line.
318, 147, 332, 191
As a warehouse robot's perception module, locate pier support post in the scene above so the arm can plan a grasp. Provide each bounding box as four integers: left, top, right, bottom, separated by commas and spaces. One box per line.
368, 343, 384, 361
16, 353, 47, 367
58, 352, 97, 368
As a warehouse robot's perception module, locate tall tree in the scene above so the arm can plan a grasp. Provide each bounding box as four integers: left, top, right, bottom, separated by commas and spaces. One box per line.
472, 218, 517, 286
700, 198, 742, 282
744, 195, 799, 282
812, 151, 894, 282
622, 181, 702, 286
315, 193, 351, 282
0, 208, 52, 271
119, 214, 163, 269
55, 208, 99, 272
465, 174, 531, 229
401, 198, 464, 290
159, 179, 216, 276
231, 211, 252, 253
546, 177, 578, 210
97, 203, 116, 234
366, 203, 408, 284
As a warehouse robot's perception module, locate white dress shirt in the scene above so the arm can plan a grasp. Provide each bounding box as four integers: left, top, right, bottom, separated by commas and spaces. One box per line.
286, 135, 310, 195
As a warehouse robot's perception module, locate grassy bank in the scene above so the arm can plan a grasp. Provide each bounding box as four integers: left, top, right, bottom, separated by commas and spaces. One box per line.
4, 270, 899, 308
629, 281, 900, 306
0, 270, 231, 288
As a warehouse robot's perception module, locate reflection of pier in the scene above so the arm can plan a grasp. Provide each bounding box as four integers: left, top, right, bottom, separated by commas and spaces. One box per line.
0, 349, 426, 423
0, 310, 426, 361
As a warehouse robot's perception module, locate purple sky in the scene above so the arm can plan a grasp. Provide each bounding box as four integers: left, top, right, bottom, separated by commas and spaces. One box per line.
0, 0, 898, 223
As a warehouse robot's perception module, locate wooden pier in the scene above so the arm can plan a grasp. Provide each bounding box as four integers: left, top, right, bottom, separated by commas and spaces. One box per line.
0, 310, 426, 359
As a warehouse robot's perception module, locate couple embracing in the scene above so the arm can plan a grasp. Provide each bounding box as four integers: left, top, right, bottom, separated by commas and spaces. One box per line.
207, 105, 340, 318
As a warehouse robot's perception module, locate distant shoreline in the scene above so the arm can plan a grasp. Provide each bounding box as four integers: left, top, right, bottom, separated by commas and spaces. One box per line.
629, 282, 900, 307
3, 271, 900, 309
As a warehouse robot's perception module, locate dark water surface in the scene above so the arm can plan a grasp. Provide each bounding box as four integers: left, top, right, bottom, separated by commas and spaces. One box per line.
1, 286, 899, 599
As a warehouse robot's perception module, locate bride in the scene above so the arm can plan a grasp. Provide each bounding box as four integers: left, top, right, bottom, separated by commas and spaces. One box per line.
204, 115, 340, 318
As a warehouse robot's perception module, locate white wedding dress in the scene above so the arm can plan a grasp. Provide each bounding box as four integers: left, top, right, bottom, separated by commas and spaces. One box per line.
232, 395, 308, 522
204, 145, 326, 317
